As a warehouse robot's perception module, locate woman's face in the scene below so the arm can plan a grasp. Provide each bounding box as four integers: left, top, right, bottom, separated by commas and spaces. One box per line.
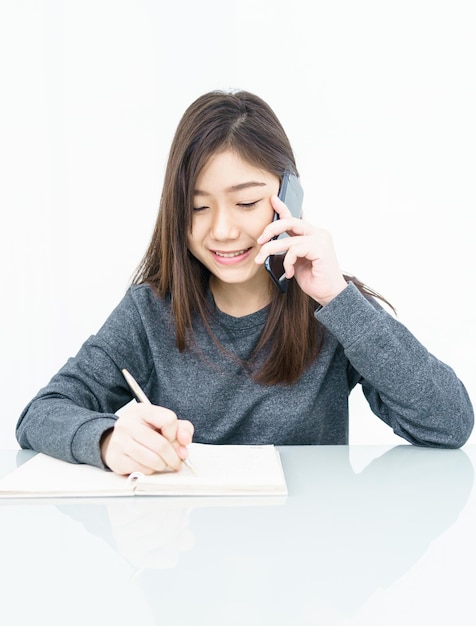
188, 149, 279, 291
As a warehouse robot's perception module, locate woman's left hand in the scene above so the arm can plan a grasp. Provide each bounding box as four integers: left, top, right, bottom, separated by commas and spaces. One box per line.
255, 195, 348, 306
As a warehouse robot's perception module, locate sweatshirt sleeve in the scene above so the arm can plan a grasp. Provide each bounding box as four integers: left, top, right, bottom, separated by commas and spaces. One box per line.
16, 287, 153, 468
315, 282, 474, 448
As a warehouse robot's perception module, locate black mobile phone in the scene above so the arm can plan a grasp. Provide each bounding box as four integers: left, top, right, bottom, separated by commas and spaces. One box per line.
264, 171, 304, 293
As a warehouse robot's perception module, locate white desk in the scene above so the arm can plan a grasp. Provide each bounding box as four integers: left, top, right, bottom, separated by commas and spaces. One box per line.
1, 445, 474, 625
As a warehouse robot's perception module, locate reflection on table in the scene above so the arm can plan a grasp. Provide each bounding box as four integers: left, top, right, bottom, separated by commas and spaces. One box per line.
0, 445, 474, 625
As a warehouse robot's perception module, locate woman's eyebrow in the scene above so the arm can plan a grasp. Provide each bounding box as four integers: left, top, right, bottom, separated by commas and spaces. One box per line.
194, 181, 267, 196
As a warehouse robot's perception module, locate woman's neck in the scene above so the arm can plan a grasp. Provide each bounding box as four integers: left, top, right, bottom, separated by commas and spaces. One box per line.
210, 277, 272, 317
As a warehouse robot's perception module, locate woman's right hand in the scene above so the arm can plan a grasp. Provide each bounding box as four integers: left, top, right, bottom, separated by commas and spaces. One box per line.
100, 403, 194, 476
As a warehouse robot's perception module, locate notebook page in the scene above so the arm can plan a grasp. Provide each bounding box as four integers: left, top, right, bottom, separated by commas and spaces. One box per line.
135, 444, 288, 495
0, 453, 132, 498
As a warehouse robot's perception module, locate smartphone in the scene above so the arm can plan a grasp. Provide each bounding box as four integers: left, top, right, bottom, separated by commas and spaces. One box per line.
264, 170, 304, 293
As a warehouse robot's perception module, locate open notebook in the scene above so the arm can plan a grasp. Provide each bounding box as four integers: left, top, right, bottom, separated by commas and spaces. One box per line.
0, 443, 288, 498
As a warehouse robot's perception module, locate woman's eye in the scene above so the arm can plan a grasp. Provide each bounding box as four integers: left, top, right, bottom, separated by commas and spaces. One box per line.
192, 206, 208, 212
238, 201, 259, 209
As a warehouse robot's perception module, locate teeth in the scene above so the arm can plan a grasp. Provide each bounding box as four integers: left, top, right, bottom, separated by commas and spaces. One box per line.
215, 250, 246, 258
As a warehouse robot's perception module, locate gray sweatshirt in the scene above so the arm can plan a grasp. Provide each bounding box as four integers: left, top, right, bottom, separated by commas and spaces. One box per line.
16, 282, 474, 468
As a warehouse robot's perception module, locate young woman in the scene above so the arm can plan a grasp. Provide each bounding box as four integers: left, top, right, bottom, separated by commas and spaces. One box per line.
16, 90, 474, 475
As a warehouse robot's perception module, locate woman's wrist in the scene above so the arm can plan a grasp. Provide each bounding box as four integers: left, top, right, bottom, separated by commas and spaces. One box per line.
313, 276, 348, 307
99, 428, 114, 469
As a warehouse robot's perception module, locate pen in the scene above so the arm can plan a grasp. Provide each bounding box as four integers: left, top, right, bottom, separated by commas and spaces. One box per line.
121, 368, 195, 473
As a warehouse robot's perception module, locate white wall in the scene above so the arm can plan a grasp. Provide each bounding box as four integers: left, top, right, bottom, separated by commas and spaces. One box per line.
1, 0, 474, 448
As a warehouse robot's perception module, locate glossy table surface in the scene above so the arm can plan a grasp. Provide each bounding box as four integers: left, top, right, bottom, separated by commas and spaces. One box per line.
1, 445, 475, 625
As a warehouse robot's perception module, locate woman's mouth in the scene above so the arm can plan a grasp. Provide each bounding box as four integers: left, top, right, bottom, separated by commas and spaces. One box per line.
212, 248, 252, 264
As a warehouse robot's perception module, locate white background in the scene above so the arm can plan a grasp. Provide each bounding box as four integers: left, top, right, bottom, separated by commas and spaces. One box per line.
1, 0, 474, 449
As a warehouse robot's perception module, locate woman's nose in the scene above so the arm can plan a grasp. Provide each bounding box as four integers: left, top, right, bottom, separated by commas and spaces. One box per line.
210, 207, 239, 240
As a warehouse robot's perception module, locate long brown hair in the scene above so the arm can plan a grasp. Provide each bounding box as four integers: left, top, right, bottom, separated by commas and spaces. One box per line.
133, 90, 392, 385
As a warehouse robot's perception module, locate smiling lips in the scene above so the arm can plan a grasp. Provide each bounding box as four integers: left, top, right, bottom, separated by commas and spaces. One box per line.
212, 248, 252, 264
